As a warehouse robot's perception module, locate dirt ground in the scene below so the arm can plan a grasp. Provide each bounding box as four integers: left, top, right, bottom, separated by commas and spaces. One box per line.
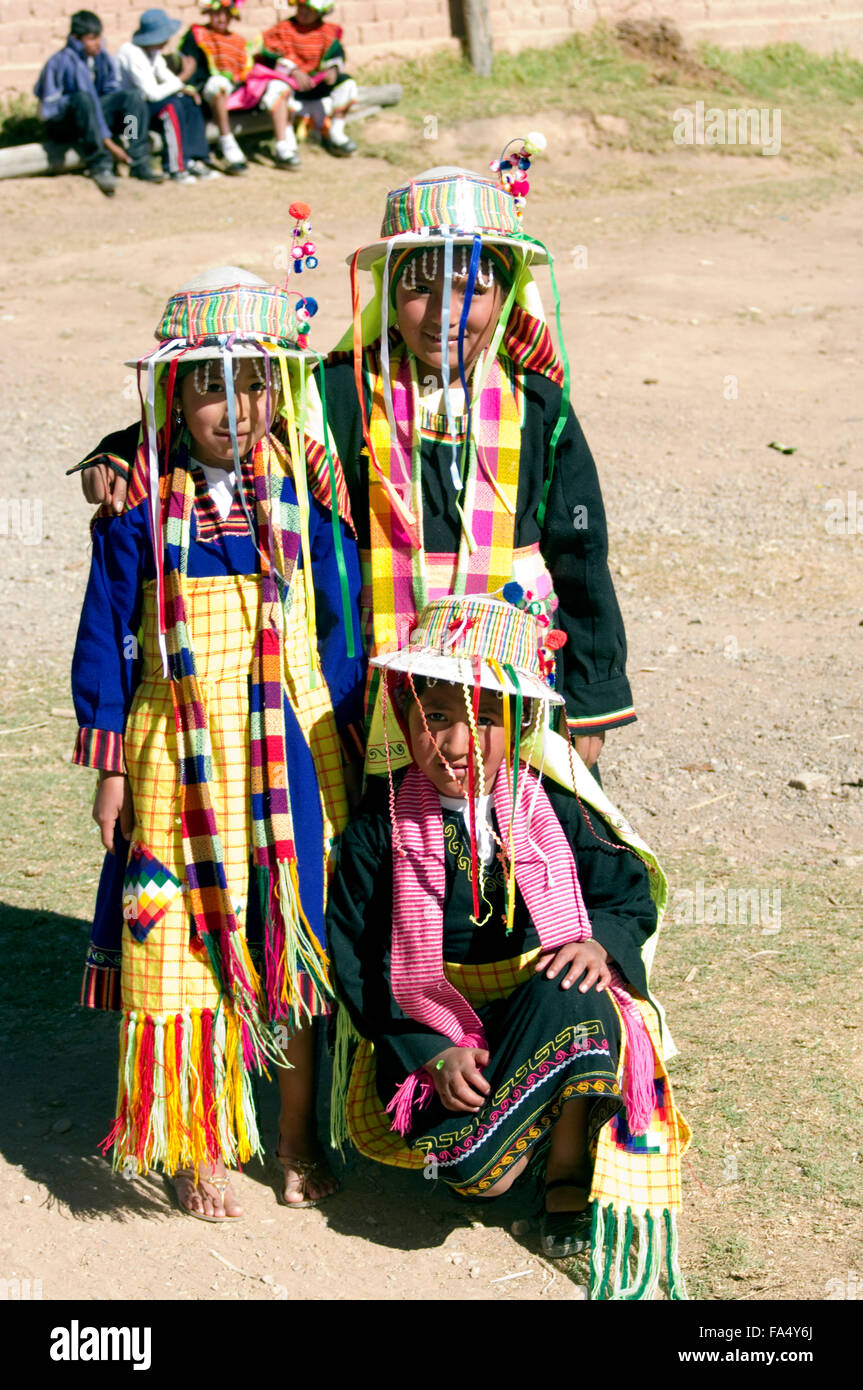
1, 110, 861, 1303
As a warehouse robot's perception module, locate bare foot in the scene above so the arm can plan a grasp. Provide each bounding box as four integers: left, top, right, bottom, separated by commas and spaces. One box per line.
172, 1162, 243, 1221
276, 1139, 339, 1207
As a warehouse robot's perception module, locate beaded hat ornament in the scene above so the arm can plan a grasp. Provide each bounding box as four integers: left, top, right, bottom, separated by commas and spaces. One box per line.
126, 206, 320, 366
489, 132, 547, 216
200, 0, 243, 14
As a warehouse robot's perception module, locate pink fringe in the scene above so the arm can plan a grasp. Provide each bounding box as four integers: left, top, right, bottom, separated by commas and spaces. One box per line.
263, 878, 285, 1022
386, 1070, 435, 1136
607, 977, 656, 1136
386, 1031, 487, 1136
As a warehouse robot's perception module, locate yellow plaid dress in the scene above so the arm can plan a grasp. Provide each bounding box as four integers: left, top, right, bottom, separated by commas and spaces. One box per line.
105, 564, 347, 1177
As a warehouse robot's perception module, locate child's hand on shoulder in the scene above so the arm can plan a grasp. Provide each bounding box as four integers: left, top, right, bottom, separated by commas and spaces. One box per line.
93, 771, 134, 853
535, 939, 610, 993
424, 1046, 490, 1114
82, 463, 128, 514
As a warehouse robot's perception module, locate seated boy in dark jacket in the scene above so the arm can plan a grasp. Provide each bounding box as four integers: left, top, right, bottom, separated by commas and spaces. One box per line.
33, 9, 161, 195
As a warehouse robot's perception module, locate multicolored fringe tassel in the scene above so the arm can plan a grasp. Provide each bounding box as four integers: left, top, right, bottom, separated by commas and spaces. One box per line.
329, 1005, 361, 1156
101, 1007, 263, 1176
589, 1202, 687, 1301
256, 861, 334, 1030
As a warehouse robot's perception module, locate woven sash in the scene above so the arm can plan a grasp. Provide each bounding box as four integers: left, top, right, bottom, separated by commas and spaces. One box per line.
388, 766, 656, 1137
367, 346, 521, 658
390, 766, 591, 1044
163, 436, 304, 1060
248, 437, 301, 870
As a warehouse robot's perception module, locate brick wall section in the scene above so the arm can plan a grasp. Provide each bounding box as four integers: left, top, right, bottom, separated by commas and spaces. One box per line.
3, 0, 863, 96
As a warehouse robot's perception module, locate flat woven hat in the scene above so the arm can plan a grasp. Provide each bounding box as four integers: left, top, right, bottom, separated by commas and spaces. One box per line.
352, 167, 548, 269
371, 594, 564, 704
126, 267, 317, 366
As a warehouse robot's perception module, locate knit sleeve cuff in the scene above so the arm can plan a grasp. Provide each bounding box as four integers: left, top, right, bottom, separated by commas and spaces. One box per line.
563, 673, 636, 734
566, 707, 636, 735
73, 728, 125, 773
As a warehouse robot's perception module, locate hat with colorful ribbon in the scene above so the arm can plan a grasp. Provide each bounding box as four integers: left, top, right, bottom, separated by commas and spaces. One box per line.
128, 202, 329, 678
126, 204, 321, 367
352, 153, 548, 272
371, 590, 566, 705
334, 140, 570, 546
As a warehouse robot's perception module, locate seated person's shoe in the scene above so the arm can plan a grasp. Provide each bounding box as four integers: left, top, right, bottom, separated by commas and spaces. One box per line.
274, 151, 301, 170
90, 166, 118, 196
218, 134, 247, 174
130, 163, 164, 183
188, 159, 221, 180
322, 134, 356, 157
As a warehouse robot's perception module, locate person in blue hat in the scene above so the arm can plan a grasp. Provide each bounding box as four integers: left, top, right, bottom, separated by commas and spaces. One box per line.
34, 9, 161, 196
116, 9, 219, 182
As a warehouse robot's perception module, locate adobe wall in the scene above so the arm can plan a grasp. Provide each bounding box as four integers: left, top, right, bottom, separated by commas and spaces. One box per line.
3, 1, 863, 98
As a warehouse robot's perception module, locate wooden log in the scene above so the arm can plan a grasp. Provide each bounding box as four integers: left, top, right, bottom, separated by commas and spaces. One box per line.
0, 84, 402, 181
462, 0, 493, 77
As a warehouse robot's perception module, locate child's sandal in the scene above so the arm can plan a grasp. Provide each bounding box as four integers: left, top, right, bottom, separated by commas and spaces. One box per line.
275, 1152, 339, 1209
169, 1167, 243, 1223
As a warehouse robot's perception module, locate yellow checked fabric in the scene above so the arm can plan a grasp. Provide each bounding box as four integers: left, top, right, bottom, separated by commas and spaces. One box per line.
122, 576, 345, 1017
591, 996, 691, 1213
345, 951, 540, 1169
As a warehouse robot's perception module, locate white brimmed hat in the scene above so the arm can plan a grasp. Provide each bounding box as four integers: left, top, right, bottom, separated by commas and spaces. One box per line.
371, 593, 565, 705
125, 266, 318, 367
350, 166, 550, 271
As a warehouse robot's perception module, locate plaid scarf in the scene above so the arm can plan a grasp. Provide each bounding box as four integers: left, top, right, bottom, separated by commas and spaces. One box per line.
386, 766, 655, 1141
367, 344, 521, 653
163, 435, 331, 1065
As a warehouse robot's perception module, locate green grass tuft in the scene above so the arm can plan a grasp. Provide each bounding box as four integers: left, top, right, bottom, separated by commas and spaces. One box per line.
0, 92, 42, 149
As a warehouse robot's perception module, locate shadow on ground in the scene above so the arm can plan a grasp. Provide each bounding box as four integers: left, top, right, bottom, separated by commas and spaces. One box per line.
3, 899, 570, 1271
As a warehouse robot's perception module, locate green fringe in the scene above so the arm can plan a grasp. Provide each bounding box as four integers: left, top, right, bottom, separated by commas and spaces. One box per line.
589, 1202, 605, 1299
620, 1211, 649, 1299
597, 1205, 618, 1300
329, 1004, 360, 1155
665, 1207, 688, 1300
589, 1204, 686, 1300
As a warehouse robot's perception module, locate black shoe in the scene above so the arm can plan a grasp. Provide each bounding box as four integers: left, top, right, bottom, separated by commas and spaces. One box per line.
322, 135, 356, 157
274, 151, 301, 170
223, 160, 248, 176
90, 166, 118, 196
539, 1180, 592, 1259
130, 164, 164, 183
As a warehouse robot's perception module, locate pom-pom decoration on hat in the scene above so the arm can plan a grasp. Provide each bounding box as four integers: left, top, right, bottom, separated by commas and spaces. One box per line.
490, 133, 545, 217
500, 575, 566, 683
200, 0, 243, 14
282, 202, 320, 346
